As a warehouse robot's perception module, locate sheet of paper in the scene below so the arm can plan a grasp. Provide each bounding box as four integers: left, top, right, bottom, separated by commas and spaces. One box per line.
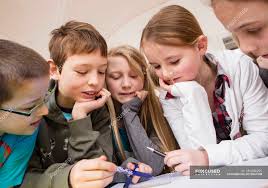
111, 172, 185, 188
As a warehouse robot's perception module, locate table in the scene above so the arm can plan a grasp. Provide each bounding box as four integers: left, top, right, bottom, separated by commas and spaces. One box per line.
112, 157, 268, 188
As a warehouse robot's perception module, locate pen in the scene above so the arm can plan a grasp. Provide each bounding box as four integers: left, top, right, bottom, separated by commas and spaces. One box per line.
147, 147, 176, 172
147, 146, 166, 157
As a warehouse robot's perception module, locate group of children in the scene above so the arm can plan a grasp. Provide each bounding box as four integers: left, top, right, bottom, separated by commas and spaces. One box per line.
0, 1, 268, 188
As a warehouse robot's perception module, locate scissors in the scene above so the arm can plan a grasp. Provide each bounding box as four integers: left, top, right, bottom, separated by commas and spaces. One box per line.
116, 164, 153, 188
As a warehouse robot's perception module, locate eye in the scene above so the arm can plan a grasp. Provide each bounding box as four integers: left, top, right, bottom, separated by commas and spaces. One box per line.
25, 107, 34, 111
21, 106, 35, 111
246, 27, 262, 34
129, 74, 138, 78
98, 71, 105, 75
170, 59, 180, 65
111, 77, 120, 80
75, 70, 87, 75
109, 75, 120, 80
153, 65, 161, 70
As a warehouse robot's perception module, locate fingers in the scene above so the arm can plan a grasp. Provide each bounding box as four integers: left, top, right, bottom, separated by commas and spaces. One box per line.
164, 150, 184, 164
257, 56, 268, 69
97, 88, 111, 100
182, 170, 190, 176
139, 163, 152, 174
79, 170, 115, 182
164, 150, 191, 175
126, 163, 140, 184
127, 163, 152, 184
165, 155, 186, 168
79, 159, 117, 172
98, 155, 107, 161
126, 162, 135, 170
131, 172, 140, 184
164, 149, 208, 176
173, 163, 190, 175
72, 88, 111, 119
159, 78, 165, 88
97, 88, 111, 98
159, 78, 171, 92
76, 175, 114, 188
70, 159, 116, 188
135, 90, 148, 101
78, 88, 110, 113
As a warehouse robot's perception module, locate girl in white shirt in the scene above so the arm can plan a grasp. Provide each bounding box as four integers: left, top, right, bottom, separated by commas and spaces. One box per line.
140, 5, 268, 175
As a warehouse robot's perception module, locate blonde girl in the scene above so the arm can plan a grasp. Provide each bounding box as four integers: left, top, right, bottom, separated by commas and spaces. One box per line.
106, 45, 177, 181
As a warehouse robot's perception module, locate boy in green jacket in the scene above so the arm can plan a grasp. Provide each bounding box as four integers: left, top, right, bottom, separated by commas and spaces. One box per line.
21, 21, 116, 188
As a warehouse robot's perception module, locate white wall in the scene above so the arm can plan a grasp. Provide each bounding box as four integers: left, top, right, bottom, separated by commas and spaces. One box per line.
0, 0, 229, 58
108, 0, 230, 52
0, 0, 68, 58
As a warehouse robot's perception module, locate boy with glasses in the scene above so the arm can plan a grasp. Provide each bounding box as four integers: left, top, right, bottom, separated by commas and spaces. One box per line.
0, 39, 50, 187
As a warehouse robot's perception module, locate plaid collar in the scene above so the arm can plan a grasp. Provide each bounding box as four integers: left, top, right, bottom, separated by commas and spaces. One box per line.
205, 53, 232, 142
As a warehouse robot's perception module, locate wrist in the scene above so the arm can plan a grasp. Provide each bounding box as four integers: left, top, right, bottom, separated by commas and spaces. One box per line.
200, 150, 209, 166
72, 112, 87, 120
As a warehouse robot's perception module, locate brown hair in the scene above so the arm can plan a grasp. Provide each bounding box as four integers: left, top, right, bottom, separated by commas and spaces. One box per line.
107, 45, 177, 160
0, 39, 49, 106
49, 20, 107, 70
210, 0, 267, 7
141, 5, 203, 47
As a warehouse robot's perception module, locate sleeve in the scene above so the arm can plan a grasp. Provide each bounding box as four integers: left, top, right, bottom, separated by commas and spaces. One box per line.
21, 107, 113, 188
203, 56, 268, 166
20, 145, 74, 188
159, 81, 217, 149
68, 105, 113, 162
121, 97, 164, 176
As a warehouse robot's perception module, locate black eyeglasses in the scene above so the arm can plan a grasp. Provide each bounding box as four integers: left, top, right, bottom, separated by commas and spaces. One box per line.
0, 93, 50, 117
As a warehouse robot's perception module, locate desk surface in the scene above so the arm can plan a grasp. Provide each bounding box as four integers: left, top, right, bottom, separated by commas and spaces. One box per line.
112, 157, 268, 188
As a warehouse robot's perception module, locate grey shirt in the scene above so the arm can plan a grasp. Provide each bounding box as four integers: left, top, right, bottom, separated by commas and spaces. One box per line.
120, 97, 165, 176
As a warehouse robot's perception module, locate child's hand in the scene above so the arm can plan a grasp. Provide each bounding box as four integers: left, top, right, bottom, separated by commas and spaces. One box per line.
69, 156, 116, 188
72, 88, 111, 120
135, 90, 148, 102
164, 149, 209, 176
257, 56, 268, 69
159, 78, 172, 93
127, 162, 152, 184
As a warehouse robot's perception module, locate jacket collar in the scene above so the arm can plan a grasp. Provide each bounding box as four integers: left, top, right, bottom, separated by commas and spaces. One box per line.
46, 80, 68, 124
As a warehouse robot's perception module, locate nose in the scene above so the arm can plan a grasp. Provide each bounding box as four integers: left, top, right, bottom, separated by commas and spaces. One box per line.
87, 72, 99, 87
162, 67, 173, 81
121, 76, 131, 89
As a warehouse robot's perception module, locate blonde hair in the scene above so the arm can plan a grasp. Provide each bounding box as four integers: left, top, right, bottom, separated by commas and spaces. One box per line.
107, 45, 177, 160
140, 5, 203, 48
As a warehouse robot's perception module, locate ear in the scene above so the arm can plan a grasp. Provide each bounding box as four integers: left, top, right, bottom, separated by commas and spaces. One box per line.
47, 59, 60, 80
195, 35, 208, 56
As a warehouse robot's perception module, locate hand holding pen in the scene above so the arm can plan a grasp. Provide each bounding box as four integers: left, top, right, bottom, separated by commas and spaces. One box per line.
147, 147, 209, 176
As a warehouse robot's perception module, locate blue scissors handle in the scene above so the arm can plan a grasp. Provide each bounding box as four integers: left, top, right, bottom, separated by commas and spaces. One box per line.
132, 170, 153, 178
123, 163, 153, 188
